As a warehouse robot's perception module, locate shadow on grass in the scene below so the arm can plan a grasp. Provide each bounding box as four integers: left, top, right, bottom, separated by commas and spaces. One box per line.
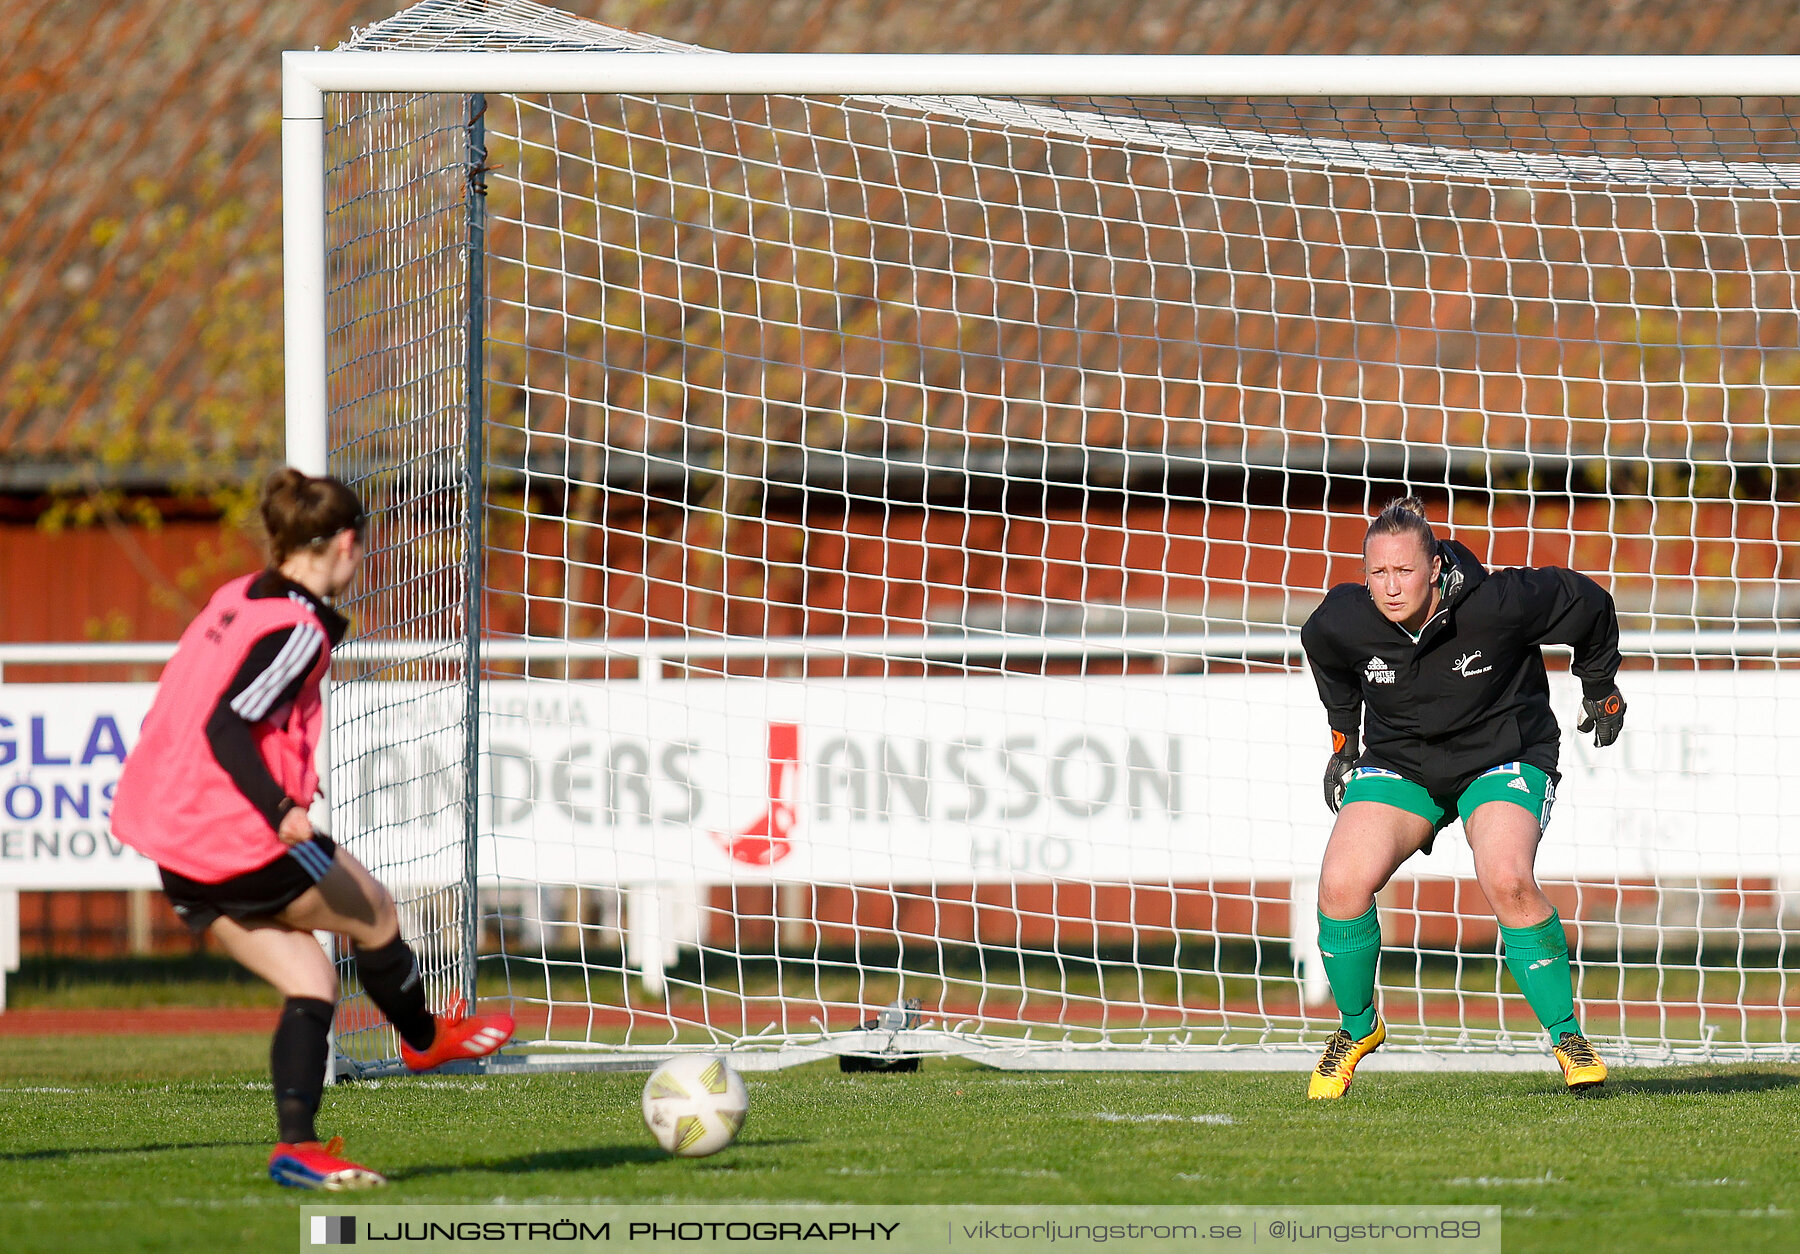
388, 1138, 808, 1180
390, 1145, 665, 1179
1605, 1069, 1800, 1097
0, 1139, 264, 1163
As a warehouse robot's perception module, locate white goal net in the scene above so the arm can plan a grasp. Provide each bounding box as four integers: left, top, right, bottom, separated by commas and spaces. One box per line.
292, 0, 1800, 1073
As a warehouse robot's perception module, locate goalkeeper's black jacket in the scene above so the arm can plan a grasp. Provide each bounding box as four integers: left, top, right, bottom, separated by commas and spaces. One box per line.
1300, 539, 1622, 796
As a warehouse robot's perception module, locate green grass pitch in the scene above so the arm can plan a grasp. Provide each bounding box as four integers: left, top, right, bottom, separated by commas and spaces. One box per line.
3, 1033, 1799, 1254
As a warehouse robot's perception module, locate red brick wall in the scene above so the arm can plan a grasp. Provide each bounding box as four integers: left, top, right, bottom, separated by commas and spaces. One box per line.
16, 889, 201, 957
483, 495, 1800, 648
0, 515, 261, 680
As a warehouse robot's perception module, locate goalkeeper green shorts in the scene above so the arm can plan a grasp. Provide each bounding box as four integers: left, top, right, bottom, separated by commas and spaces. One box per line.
1340, 761, 1556, 835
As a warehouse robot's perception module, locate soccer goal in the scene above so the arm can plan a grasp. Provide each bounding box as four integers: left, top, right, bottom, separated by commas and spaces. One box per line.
286, 0, 1800, 1076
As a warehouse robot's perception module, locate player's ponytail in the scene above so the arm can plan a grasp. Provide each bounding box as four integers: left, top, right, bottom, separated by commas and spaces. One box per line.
260, 467, 366, 566
1364, 495, 1437, 556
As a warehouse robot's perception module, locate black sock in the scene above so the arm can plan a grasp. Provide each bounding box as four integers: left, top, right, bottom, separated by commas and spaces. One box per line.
272, 997, 334, 1145
353, 932, 436, 1052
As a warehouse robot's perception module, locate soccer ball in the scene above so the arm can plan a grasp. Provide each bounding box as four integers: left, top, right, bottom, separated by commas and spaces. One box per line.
640, 1053, 748, 1157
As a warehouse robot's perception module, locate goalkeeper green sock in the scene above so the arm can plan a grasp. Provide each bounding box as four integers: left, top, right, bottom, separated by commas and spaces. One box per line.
1317, 904, 1382, 1039
1500, 912, 1582, 1041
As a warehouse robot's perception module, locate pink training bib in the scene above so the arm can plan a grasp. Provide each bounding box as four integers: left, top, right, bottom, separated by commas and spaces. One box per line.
112, 574, 330, 883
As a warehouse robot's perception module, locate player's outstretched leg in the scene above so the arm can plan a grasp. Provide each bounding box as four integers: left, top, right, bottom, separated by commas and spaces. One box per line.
1309, 903, 1385, 1099
350, 931, 517, 1070
352, 932, 439, 1053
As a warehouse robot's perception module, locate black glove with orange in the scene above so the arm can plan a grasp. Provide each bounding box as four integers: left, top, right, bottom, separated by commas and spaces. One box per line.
1324, 728, 1359, 813
1576, 683, 1627, 748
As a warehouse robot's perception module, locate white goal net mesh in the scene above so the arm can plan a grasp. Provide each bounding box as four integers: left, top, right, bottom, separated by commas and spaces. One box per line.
316, 0, 1800, 1071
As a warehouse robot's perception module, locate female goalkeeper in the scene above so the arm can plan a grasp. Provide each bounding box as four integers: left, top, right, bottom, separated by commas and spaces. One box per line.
112, 468, 514, 1189
1299, 497, 1626, 1099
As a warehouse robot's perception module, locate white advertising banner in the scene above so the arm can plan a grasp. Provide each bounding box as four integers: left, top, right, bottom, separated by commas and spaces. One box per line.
0, 685, 160, 889
463, 671, 1797, 887
472, 673, 1324, 887
3, 671, 1794, 890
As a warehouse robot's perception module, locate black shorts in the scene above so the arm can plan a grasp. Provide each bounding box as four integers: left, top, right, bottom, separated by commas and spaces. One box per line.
159, 835, 339, 934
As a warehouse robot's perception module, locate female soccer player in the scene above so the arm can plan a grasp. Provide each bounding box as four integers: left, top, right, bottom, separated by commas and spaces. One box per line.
112, 468, 514, 1189
1299, 497, 1626, 1098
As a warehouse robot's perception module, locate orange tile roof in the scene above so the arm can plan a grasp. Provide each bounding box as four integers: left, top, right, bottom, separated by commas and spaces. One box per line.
1, 0, 405, 488
11, 0, 1800, 491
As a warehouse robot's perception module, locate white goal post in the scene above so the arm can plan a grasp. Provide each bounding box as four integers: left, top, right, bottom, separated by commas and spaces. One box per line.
286, 0, 1800, 1076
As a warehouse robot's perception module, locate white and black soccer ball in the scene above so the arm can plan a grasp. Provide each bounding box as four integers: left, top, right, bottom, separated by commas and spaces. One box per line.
640, 1053, 748, 1158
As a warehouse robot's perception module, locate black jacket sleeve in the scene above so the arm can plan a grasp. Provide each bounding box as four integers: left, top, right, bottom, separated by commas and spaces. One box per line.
204, 624, 324, 831
1506, 567, 1624, 698
1301, 595, 1363, 744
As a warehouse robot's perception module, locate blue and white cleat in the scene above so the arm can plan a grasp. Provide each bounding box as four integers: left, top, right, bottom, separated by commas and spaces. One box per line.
268, 1136, 387, 1190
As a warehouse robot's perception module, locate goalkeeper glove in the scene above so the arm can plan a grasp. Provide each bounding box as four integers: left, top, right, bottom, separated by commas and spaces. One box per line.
1324, 729, 1359, 813
1576, 684, 1626, 748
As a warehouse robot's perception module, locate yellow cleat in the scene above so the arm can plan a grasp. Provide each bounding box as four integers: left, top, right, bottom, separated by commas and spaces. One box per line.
1553, 1032, 1607, 1091
1307, 1015, 1386, 1099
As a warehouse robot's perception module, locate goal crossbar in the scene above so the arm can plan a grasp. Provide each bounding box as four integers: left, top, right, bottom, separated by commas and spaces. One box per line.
282, 52, 1800, 112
